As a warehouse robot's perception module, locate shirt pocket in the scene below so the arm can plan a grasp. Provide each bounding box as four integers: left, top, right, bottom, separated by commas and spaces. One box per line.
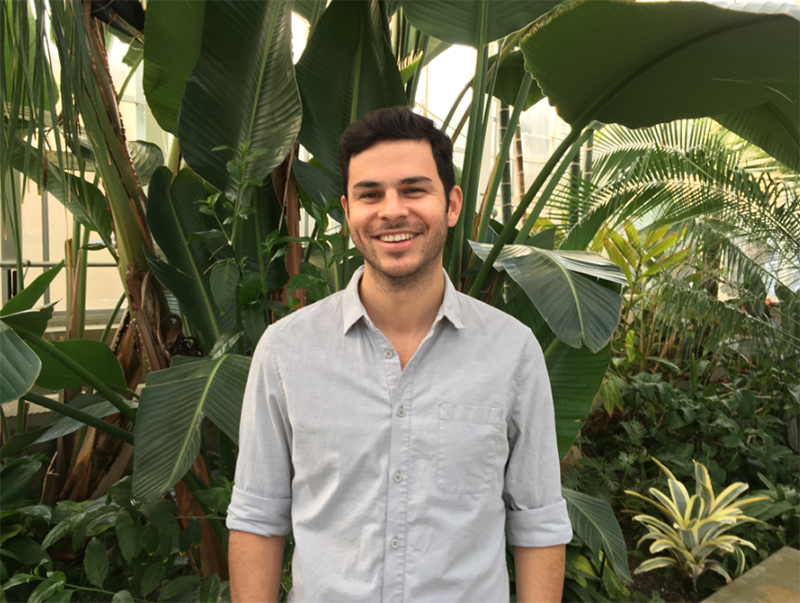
436, 403, 504, 495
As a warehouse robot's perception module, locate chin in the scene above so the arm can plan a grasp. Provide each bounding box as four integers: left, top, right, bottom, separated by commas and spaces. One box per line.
370, 258, 439, 282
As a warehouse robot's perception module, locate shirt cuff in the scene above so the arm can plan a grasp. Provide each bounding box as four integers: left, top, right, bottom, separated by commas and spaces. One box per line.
226, 485, 292, 537
507, 498, 573, 547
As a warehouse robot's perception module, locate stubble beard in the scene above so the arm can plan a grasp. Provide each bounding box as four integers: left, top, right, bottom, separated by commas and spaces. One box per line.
353, 217, 448, 294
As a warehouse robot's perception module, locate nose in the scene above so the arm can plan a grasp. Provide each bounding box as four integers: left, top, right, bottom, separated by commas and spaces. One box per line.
378, 188, 409, 221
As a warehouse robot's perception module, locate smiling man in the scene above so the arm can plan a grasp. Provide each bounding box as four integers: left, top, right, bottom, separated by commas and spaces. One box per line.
227, 107, 572, 602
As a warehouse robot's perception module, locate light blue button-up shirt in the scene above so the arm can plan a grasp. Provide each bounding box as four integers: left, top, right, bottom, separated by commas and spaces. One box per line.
227, 267, 572, 602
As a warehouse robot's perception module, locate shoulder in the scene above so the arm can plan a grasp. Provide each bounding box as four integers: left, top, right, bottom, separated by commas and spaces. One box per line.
455, 291, 531, 339
255, 290, 345, 352
453, 291, 544, 362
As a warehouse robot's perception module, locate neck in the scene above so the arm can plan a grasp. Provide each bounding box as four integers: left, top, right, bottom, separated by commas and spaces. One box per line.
358, 262, 445, 338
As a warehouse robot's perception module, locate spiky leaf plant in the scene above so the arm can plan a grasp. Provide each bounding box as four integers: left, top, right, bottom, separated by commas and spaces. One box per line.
625, 458, 771, 589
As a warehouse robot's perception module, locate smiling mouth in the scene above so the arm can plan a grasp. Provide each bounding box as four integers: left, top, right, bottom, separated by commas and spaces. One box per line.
376, 233, 418, 242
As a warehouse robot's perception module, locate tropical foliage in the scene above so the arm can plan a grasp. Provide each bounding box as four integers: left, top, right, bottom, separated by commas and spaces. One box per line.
1, 0, 798, 600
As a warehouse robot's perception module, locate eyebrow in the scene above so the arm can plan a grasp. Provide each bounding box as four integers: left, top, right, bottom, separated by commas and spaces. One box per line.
352, 176, 433, 190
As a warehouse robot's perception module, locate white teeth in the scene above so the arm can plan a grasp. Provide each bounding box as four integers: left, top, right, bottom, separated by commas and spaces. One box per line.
378, 233, 416, 242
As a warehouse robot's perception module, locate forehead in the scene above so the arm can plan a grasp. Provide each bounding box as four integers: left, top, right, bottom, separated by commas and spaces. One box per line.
348, 139, 440, 187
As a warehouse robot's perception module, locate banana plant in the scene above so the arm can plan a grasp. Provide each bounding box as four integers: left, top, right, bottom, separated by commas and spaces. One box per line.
3, 2, 798, 582
626, 458, 771, 589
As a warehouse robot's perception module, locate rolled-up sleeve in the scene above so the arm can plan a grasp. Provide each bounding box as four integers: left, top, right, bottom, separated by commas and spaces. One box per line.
226, 330, 293, 537
504, 333, 573, 547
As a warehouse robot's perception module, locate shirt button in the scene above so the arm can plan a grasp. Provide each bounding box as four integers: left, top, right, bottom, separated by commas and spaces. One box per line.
384, 349, 394, 358
390, 538, 400, 549
393, 472, 403, 483
396, 407, 406, 417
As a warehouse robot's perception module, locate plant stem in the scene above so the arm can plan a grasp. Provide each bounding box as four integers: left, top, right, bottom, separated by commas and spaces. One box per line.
446, 26, 527, 138
22, 392, 134, 444
15, 398, 27, 437
543, 337, 560, 359
16, 329, 137, 422
75, 227, 90, 338
182, 469, 229, 554
0, 403, 11, 443
166, 136, 181, 174
442, 79, 472, 133
476, 76, 533, 242
99, 291, 126, 345
514, 126, 595, 244
231, 183, 247, 354
340, 222, 350, 292
116, 51, 142, 101
468, 124, 585, 298
406, 33, 429, 107
449, 1, 489, 284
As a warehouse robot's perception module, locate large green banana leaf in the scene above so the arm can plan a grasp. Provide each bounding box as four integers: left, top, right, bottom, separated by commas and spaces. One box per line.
293, 159, 344, 223
0, 395, 123, 458
715, 101, 799, 171
520, 1, 799, 170
563, 487, 631, 583
239, 178, 286, 284
293, 0, 326, 29
178, 0, 302, 198
489, 50, 544, 111
0, 261, 63, 318
0, 304, 55, 339
146, 167, 235, 351
30, 339, 126, 391
401, 0, 560, 47
501, 289, 608, 458
128, 141, 164, 187
142, 0, 204, 135
133, 355, 251, 501
295, 0, 406, 175
0, 322, 40, 405
546, 342, 609, 459
470, 241, 625, 351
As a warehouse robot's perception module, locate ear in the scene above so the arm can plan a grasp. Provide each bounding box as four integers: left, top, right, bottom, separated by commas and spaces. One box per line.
447, 186, 463, 228
340, 195, 349, 219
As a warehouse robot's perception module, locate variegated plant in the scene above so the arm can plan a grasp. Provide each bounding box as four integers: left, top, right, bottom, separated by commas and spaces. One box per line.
625, 458, 771, 589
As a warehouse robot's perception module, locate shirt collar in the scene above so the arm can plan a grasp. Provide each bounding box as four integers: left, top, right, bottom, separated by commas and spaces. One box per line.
342, 265, 465, 334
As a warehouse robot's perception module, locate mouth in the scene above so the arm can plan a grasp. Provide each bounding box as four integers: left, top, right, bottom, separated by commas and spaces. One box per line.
375, 232, 418, 243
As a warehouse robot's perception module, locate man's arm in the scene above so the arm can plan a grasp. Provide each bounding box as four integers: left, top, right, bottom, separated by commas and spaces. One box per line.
229, 530, 284, 603
514, 544, 566, 603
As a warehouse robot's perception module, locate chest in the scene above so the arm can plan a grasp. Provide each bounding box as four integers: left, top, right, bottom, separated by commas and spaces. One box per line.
276, 327, 516, 490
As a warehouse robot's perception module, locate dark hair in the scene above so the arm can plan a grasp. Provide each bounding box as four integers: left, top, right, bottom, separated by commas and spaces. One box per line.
338, 106, 455, 201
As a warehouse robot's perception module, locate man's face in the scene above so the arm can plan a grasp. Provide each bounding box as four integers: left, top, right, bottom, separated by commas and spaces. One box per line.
342, 139, 462, 285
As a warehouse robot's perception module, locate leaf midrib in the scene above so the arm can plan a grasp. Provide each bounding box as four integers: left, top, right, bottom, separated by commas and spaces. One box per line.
538, 249, 585, 342
167, 180, 221, 340
349, 10, 365, 124
565, 490, 628, 577
246, 1, 282, 146
165, 356, 227, 489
